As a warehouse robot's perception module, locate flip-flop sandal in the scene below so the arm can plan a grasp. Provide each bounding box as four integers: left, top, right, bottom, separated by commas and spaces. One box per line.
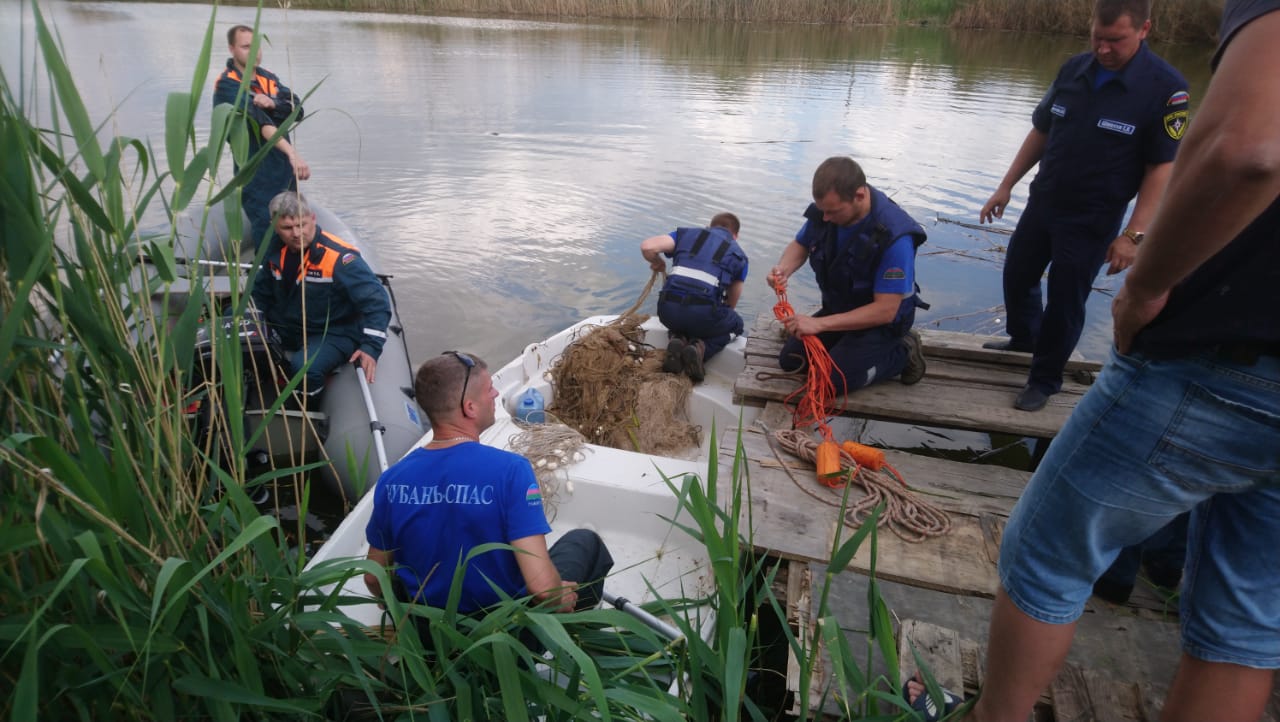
901, 679, 964, 721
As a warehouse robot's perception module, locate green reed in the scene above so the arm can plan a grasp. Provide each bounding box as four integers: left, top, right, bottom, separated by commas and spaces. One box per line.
1, 2, 945, 717
202, 0, 1221, 43
641, 422, 948, 720
0, 3, 687, 717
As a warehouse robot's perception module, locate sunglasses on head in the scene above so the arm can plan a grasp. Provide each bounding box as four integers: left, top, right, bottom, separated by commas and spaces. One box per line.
443, 351, 475, 410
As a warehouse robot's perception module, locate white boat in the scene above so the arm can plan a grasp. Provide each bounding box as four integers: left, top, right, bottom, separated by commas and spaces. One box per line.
154, 202, 425, 500
306, 314, 761, 634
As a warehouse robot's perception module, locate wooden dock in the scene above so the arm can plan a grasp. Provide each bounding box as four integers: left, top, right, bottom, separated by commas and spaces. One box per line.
736, 315, 1100, 440
721, 313, 1280, 720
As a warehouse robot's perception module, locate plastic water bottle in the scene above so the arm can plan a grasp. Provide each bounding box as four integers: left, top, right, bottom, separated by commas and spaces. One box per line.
516, 388, 545, 423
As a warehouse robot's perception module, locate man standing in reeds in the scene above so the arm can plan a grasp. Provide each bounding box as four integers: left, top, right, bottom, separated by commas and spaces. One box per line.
978, 0, 1189, 413
906, 2, 1280, 719
214, 24, 311, 249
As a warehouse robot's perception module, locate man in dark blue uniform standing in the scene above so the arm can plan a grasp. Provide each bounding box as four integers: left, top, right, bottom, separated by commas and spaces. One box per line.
252, 192, 390, 398
641, 212, 748, 383
979, 0, 1189, 412
213, 24, 311, 249
905, 2, 1280, 718
768, 156, 928, 394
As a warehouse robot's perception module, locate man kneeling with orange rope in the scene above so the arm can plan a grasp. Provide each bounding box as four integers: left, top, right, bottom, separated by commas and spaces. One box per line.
768, 156, 928, 393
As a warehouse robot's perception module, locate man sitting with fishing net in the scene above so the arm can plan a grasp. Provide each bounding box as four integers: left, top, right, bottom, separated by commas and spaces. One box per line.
768, 156, 928, 393
363, 352, 614, 647
640, 212, 748, 382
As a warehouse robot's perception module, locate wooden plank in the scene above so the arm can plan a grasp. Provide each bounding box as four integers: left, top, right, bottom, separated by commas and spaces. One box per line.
898, 619, 964, 701
1048, 663, 1093, 721
723, 424, 1006, 597
1084, 670, 1144, 721
959, 638, 985, 700
734, 409, 1182, 616
738, 363, 1080, 439
741, 313, 1095, 440
746, 314, 1103, 372
1050, 665, 1149, 722
784, 559, 822, 717
918, 328, 1103, 373
979, 514, 1004, 565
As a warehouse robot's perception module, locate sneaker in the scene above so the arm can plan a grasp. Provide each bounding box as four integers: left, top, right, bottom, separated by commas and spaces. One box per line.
682, 340, 706, 383
982, 337, 1034, 353
662, 337, 686, 374
899, 331, 926, 385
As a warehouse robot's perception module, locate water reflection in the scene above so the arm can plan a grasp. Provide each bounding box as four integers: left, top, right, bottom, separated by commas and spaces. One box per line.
4, 1, 1214, 373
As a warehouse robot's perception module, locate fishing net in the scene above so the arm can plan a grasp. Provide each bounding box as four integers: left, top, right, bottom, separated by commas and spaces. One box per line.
507, 422, 588, 522
547, 315, 701, 457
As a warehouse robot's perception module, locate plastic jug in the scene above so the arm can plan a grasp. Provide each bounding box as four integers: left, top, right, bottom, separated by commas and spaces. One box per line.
516, 388, 545, 423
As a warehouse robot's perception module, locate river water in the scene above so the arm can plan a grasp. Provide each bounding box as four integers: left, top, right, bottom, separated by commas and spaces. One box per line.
4, 1, 1215, 453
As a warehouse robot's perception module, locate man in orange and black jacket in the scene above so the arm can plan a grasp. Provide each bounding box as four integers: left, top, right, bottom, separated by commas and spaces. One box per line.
213, 24, 311, 249
252, 192, 390, 398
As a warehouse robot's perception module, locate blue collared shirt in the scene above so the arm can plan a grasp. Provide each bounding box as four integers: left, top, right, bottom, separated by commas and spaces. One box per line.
1030, 43, 1189, 216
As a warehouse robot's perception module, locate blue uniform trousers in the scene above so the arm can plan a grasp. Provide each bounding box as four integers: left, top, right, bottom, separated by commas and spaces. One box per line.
778, 317, 907, 395
657, 299, 743, 361
242, 154, 298, 249
1002, 195, 1120, 393
285, 332, 358, 396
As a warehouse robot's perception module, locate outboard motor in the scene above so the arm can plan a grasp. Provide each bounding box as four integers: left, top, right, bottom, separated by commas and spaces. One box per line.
187, 309, 328, 482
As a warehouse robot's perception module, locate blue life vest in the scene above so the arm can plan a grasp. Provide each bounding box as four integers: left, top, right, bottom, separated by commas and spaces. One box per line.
662, 226, 747, 304
800, 186, 927, 336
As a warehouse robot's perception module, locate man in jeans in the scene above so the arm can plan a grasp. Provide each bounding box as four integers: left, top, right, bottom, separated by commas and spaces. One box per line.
907, 3, 1280, 719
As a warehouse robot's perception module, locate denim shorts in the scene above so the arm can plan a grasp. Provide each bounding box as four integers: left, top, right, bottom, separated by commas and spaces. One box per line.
999, 348, 1280, 668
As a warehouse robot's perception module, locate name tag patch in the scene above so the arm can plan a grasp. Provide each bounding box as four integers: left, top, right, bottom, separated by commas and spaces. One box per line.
1050, 104, 1066, 117
1097, 118, 1135, 135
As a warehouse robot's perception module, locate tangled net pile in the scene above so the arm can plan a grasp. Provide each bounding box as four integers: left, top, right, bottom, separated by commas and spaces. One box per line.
547, 315, 701, 457
506, 421, 588, 521
771, 429, 952, 542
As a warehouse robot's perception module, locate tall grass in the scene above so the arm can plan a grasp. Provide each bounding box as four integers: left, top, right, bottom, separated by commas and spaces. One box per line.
207, 0, 1223, 42
1, 3, 941, 718
0, 4, 681, 718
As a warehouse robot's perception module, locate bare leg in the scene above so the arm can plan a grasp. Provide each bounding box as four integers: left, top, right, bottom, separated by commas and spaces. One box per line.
971, 587, 1077, 722
1160, 653, 1274, 722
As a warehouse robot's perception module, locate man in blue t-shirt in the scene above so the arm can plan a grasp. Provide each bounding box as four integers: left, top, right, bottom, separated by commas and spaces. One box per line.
364, 352, 612, 618
768, 156, 928, 394
641, 212, 748, 383
978, 0, 1189, 412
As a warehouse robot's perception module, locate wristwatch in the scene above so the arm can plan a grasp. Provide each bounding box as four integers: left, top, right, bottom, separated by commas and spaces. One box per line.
1122, 228, 1145, 244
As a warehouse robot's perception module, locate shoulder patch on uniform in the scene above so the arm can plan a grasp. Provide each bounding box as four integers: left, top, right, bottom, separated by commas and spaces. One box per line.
525, 482, 542, 505
882, 267, 906, 281
341, 253, 356, 265
1166, 90, 1190, 106
1050, 104, 1066, 118
1163, 110, 1189, 140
